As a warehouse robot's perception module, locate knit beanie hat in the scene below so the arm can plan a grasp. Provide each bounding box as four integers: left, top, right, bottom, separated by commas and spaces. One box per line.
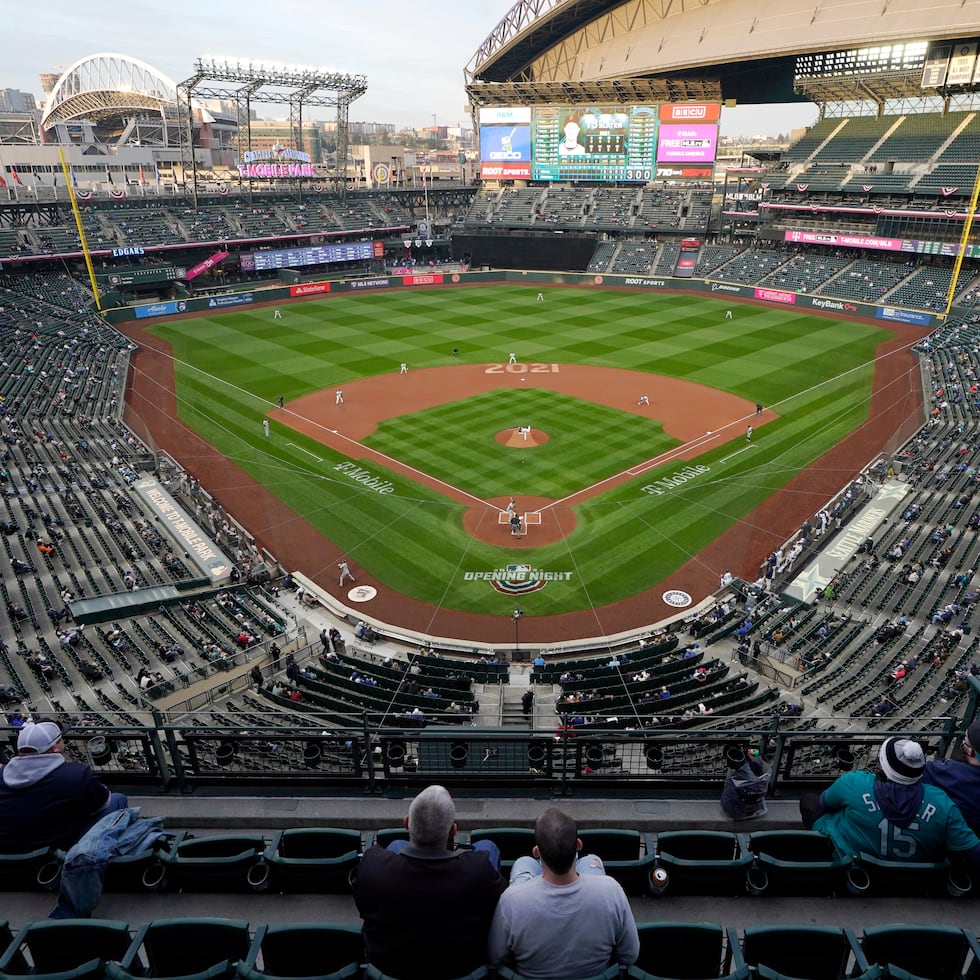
17, 721, 62, 754
878, 737, 925, 785
967, 720, 980, 750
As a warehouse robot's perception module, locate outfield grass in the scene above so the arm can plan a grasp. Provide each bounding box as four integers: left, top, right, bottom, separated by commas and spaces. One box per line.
148, 285, 891, 616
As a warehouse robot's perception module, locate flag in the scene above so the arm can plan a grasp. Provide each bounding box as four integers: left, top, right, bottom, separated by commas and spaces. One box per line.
155, 168, 162, 184
70, 169, 77, 188
139, 165, 147, 186
10, 168, 23, 186
105, 167, 113, 184
0, 171, 6, 188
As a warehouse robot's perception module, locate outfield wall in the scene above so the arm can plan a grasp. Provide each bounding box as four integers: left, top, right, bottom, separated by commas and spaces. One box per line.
104, 270, 937, 327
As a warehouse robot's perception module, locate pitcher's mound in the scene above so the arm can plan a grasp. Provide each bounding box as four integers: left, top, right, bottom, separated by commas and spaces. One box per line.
496, 428, 549, 448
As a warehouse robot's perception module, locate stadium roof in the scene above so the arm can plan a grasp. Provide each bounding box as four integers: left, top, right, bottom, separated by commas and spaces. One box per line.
41, 53, 178, 128
466, 0, 980, 106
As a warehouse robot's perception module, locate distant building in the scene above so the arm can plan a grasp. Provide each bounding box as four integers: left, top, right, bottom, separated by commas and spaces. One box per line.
0, 88, 37, 113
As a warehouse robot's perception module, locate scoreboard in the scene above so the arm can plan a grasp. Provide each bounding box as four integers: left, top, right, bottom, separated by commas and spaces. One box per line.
241, 240, 382, 272
479, 102, 720, 183
531, 105, 659, 183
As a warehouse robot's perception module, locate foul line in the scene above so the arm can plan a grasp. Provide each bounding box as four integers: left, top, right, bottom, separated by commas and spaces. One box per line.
720, 444, 755, 464
537, 414, 754, 515
287, 442, 323, 461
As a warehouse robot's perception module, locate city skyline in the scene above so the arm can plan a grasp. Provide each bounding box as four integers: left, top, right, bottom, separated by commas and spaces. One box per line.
4, 0, 817, 139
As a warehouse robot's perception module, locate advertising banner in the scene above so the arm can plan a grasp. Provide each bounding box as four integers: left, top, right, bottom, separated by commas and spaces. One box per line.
754, 287, 796, 305
479, 106, 533, 180
785, 229, 903, 251
657, 124, 718, 163
134, 300, 187, 319
205, 292, 255, 309
289, 282, 331, 297
401, 273, 444, 286
185, 250, 230, 281
658, 103, 722, 122
877, 307, 933, 326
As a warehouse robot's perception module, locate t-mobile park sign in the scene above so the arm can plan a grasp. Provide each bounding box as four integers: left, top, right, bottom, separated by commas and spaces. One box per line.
237, 144, 316, 179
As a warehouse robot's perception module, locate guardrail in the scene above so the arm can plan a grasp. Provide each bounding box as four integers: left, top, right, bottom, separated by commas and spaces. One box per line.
5, 710, 971, 799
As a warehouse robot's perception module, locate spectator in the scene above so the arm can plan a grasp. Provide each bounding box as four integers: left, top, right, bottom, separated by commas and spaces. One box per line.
922, 720, 980, 836
488, 807, 639, 979
0, 721, 128, 852
353, 784, 505, 980
801, 737, 980, 872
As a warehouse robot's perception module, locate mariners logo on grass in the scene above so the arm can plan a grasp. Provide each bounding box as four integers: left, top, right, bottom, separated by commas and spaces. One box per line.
490, 565, 547, 595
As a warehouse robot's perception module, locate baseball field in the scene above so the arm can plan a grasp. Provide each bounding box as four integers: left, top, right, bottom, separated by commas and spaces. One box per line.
141, 284, 902, 621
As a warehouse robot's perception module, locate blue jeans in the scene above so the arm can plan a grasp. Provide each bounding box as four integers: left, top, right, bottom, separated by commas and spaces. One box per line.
510, 853, 605, 884
388, 838, 502, 873
50, 799, 170, 920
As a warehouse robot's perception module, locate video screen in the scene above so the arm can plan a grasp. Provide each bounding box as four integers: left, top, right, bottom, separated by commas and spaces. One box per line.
531, 105, 657, 183
656, 124, 718, 164
477, 103, 721, 183
479, 107, 532, 180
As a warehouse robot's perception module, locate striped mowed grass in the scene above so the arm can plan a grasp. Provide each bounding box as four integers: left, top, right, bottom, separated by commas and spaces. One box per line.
148, 285, 891, 616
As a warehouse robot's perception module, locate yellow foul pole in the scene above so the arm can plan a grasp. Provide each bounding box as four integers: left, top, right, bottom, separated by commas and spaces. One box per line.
58, 147, 102, 311
944, 163, 980, 319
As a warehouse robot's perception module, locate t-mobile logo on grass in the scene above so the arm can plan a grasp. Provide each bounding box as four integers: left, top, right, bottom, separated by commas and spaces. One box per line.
642, 464, 709, 496
333, 462, 396, 494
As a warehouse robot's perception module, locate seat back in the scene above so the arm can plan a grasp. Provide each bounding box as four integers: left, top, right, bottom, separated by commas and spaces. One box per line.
468, 828, 534, 869
241, 923, 363, 979
274, 829, 362, 860
265, 830, 361, 894
854, 853, 961, 897
633, 922, 729, 978
0, 847, 62, 891
0, 919, 131, 979
128, 918, 252, 978
745, 831, 849, 897
578, 829, 642, 861
860, 925, 971, 980
365, 965, 488, 980
163, 835, 267, 893
737, 925, 861, 980
655, 832, 752, 896
371, 828, 409, 849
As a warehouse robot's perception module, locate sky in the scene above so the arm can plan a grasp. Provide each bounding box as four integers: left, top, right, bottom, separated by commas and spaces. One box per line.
4, 0, 817, 137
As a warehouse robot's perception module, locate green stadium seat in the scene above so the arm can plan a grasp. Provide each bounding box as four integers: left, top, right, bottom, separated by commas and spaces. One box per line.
858, 924, 979, 980
0, 919, 131, 980
627, 921, 749, 979
236, 923, 362, 980
0, 847, 63, 892
262, 829, 362, 894
370, 828, 409, 849
160, 834, 269, 893
851, 852, 970, 897
577, 829, 657, 895
745, 831, 850, 896
732, 925, 868, 980
468, 828, 534, 872
105, 918, 251, 980
653, 832, 753, 896
364, 966, 488, 980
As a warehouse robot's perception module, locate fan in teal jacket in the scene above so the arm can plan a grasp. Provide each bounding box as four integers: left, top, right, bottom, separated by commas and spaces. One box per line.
806, 737, 980, 870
